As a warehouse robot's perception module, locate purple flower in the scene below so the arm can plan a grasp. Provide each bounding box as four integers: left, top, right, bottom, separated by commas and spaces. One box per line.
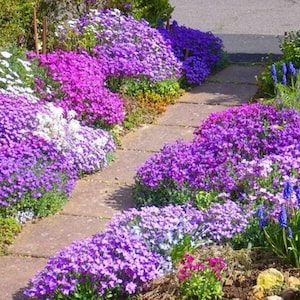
257, 205, 266, 228
282, 62, 288, 75
282, 74, 287, 85
289, 61, 297, 76
271, 64, 278, 83
279, 206, 288, 228
283, 181, 293, 200
295, 186, 300, 206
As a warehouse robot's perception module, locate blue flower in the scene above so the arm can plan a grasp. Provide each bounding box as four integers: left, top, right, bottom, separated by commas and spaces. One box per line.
289, 61, 296, 76
279, 205, 288, 228
283, 181, 293, 200
257, 205, 266, 228
282, 74, 287, 85
282, 63, 288, 75
295, 186, 300, 206
271, 64, 278, 83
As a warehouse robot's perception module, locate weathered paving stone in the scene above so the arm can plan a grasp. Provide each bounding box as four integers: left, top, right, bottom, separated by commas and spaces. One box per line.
0, 256, 47, 300
156, 102, 229, 127
63, 181, 135, 218
179, 82, 259, 106
208, 65, 265, 84
8, 215, 107, 257
87, 149, 152, 185
121, 124, 194, 152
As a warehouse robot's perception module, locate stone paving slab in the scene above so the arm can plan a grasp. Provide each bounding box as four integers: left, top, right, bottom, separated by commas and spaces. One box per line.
0, 256, 47, 300
156, 103, 229, 127
121, 124, 194, 152
63, 181, 135, 218
179, 82, 259, 106
208, 65, 265, 84
87, 149, 152, 185
9, 215, 107, 258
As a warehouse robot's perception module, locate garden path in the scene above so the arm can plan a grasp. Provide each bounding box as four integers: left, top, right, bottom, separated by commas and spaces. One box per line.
0, 64, 264, 299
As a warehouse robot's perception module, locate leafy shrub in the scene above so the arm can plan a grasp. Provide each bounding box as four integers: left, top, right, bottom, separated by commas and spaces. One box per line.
0, 217, 22, 254
280, 30, 300, 66
0, 0, 36, 48
102, 0, 174, 27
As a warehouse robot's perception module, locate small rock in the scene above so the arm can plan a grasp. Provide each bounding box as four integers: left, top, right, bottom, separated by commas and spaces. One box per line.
224, 278, 233, 286
281, 288, 300, 300
252, 285, 265, 300
257, 268, 284, 289
288, 276, 300, 289
266, 296, 283, 300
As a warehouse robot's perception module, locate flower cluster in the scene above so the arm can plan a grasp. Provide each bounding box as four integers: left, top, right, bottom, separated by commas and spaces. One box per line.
55, 9, 182, 81
0, 91, 116, 211
0, 49, 36, 100
178, 254, 226, 299
271, 61, 298, 85
135, 104, 300, 213
33, 102, 116, 174
158, 20, 223, 85
24, 231, 164, 298
35, 50, 125, 126
25, 203, 244, 298
106, 204, 207, 272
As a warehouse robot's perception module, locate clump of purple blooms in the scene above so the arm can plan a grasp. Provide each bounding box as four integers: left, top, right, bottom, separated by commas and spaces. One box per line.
0, 91, 116, 210
158, 20, 223, 85
34, 50, 125, 126
55, 9, 182, 81
135, 104, 300, 215
25, 203, 249, 298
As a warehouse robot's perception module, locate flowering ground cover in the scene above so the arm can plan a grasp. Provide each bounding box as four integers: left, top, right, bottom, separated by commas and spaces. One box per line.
24, 103, 300, 299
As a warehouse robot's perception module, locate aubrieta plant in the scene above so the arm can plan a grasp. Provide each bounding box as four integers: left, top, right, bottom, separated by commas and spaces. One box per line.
134, 103, 300, 210
24, 231, 164, 299
158, 20, 224, 85
177, 254, 226, 299
25, 203, 244, 299
54, 9, 182, 82
34, 50, 125, 127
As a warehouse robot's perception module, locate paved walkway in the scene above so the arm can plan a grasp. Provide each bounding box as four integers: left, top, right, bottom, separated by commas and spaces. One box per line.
0, 64, 264, 299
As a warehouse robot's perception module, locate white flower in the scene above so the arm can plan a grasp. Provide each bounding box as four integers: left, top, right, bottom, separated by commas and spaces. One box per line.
0, 51, 12, 59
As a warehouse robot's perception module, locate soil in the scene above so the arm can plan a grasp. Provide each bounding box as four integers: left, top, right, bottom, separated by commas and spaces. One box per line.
134, 245, 300, 300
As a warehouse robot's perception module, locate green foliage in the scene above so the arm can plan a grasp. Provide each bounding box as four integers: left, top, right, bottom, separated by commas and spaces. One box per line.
134, 182, 194, 207
280, 30, 300, 66
170, 235, 195, 265
257, 65, 278, 98
274, 73, 300, 111
261, 208, 300, 267
0, 217, 22, 254
0, 0, 37, 48
103, 0, 174, 27
0, 191, 68, 219
194, 191, 216, 210
0, 46, 36, 91
54, 276, 122, 299
230, 218, 267, 250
